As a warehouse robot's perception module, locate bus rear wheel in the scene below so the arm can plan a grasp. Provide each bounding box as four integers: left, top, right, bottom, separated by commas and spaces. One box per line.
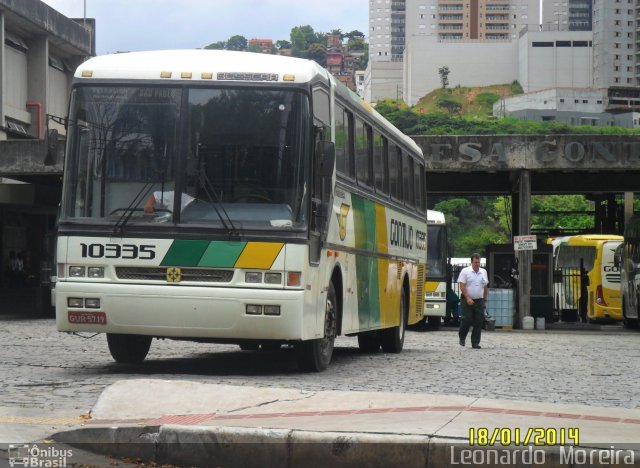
380, 290, 406, 353
107, 333, 152, 363
297, 282, 337, 372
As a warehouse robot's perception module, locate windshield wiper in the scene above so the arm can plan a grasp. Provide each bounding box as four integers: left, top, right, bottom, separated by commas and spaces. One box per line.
197, 172, 239, 238
112, 182, 155, 236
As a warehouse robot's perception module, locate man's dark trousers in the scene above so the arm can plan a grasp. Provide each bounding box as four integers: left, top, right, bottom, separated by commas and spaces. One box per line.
459, 299, 485, 346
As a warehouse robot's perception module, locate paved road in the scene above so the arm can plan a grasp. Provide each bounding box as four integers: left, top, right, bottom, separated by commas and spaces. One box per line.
2, 316, 639, 415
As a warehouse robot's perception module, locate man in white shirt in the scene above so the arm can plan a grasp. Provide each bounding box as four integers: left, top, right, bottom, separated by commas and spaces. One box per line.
458, 253, 489, 349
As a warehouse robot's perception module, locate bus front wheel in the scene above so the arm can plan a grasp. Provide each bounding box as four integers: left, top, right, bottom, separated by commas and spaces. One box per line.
380, 290, 407, 353
107, 333, 152, 364
297, 282, 337, 372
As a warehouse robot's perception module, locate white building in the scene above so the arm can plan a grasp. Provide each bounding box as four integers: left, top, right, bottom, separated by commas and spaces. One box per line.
403, 35, 519, 105
592, 0, 637, 89
519, 30, 593, 93
370, 0, 541, 104
366, 0, 406, 103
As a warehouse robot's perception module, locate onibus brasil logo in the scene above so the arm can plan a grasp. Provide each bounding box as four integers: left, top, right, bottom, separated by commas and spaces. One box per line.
8, 444, 73, 467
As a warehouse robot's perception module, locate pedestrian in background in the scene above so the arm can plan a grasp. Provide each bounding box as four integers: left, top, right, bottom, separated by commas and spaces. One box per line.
458, 253, 488, 349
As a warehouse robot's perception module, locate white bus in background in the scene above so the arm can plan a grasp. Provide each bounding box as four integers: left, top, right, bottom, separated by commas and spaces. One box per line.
424, 210, 447, 329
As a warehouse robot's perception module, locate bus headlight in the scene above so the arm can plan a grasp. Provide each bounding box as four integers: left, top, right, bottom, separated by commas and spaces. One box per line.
87, 267, 104, 278
264, 273, 282, 284
264, 305, 281, 316
69, 266, 86, 277
68, 297, 84, 308
245, 272, 262, 283
84, 298, 101, 309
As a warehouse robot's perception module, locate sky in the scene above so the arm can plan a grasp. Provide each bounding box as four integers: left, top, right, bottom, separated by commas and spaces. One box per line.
40, 0, 369, 56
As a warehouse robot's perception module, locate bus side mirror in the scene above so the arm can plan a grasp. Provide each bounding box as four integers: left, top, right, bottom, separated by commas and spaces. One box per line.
315, 140, 335, 177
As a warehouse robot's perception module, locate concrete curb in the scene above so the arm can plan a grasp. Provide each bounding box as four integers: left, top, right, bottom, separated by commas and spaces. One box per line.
52, 425, 640, 468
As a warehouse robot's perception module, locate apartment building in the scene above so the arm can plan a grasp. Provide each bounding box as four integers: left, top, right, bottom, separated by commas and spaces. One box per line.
542, 0, 593, 31
419, 0, 538, 41
593, 0, 637, 89
367, 1, 542, 103
366, 0, 407, 103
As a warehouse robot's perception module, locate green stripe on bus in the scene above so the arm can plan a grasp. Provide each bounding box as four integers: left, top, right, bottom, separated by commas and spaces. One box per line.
199, 241, 246, 268
352, 195, 381, 327
160, 240, 210, 266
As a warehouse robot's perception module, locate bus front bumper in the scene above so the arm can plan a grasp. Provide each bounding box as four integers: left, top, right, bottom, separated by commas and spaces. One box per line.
55, 282, 308, 340
424, 299, 447, 317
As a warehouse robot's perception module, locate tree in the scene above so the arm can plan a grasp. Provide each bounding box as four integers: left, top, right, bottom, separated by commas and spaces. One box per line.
345, 30, 365, 39
204, 41, 226, 50
226, 35, 247, 51
290, 25, 316, 51
439, 65, 450, 89
276, 40, 291, 50
290, 25, 326, 56
247, 43, 263, 54
308, 43, 327, 66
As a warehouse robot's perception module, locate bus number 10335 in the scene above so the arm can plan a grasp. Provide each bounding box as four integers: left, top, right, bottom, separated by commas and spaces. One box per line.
80, 243, 156, 260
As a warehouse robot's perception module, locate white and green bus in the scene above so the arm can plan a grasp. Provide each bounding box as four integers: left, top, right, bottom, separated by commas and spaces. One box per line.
55, 50, 427, 372
424, 210, 448, 329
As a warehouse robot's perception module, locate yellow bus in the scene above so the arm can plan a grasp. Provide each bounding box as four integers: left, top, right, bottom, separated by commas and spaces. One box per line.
54, 50, 427, 372
554, 235, 623, 322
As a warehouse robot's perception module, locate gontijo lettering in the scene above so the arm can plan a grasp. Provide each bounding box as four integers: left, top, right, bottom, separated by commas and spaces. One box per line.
390, 219, 427, 251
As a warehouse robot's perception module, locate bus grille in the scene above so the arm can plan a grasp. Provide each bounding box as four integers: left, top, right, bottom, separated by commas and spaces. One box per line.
605, 273, 620, 283
416, 264, 426, 316
115, 267, 234, 283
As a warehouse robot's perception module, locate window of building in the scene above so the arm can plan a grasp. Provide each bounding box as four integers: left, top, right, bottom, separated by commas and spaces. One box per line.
532, 41, 554, 47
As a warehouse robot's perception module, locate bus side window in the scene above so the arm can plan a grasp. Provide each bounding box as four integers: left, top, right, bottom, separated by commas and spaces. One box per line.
335, 106, 346, 175
312, 87, 330, 136
414, 162, 425, 213
403, 152, 414, 208
335, 106, 355, 178
373, 131, 389, 196
389, 145, 402, 202
356, 118, 372, 187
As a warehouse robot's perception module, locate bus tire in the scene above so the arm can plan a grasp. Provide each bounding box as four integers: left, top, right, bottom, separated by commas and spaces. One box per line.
380, 289, 406, 353
297, 282, 337, 372
106, 333, 152, 364
357, 331, 380, 353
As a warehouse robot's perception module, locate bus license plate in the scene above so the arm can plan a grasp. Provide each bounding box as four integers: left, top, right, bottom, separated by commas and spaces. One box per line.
68, 311, 107, 325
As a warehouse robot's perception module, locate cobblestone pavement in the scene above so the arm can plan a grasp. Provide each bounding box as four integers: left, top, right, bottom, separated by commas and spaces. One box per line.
1, 317, 639, 416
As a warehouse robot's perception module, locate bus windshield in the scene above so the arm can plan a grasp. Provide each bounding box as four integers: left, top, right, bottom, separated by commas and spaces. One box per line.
427, 224, 447, 279
61, 85, 310, 230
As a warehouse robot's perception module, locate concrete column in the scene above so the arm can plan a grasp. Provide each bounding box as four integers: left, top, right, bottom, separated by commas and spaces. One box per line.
624, 192, 635, 225
27, 35, 48, 140
516, 170, 531, 329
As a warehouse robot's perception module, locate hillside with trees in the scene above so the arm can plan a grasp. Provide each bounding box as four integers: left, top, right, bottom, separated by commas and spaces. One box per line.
204, 26, 368, 70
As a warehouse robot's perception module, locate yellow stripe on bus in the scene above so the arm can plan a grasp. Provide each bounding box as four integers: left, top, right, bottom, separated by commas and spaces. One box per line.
235, 242, 284, 269
424, 281, 440, 293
